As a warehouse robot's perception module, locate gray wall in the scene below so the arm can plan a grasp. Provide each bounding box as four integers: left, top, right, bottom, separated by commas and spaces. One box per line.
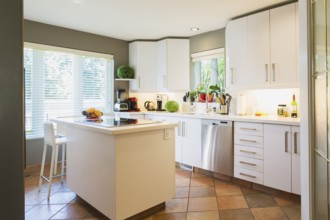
24, 20, 129, 166
189, 28, 226, 53
0, 0, 25, 219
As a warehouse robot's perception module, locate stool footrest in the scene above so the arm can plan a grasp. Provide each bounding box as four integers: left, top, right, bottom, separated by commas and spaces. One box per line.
41, 173, 66, 183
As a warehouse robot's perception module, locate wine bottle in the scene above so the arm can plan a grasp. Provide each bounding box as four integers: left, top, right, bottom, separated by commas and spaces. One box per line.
291, 94, 297, 118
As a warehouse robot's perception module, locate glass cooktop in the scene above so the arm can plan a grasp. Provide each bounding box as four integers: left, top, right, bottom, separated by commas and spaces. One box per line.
76, 117, 160, 128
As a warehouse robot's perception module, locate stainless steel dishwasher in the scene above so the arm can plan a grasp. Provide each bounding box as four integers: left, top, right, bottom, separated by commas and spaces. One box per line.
201, 119, 233, 176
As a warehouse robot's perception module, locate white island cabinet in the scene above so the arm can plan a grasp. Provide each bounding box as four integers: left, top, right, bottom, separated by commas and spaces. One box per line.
52, 117, 177, 220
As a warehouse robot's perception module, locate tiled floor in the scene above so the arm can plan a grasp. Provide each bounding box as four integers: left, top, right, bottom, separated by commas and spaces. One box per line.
25, 165, 301, 220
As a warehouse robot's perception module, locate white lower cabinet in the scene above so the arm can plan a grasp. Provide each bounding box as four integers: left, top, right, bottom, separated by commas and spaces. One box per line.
145, 115, 201, 168
234, 122, 264, 185
264, 124, 300, 194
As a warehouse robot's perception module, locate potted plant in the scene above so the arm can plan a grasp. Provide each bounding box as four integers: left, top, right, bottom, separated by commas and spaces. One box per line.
117, 65, 135, 79
197, 83, 213, 102
209, 81, 225, 103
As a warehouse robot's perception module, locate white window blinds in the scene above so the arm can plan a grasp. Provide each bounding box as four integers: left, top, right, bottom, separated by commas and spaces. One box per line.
24, 43, 114, 139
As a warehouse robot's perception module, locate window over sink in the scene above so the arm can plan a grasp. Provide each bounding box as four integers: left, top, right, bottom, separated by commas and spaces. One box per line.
24, 43, 114, 138
191, 48, 225, 92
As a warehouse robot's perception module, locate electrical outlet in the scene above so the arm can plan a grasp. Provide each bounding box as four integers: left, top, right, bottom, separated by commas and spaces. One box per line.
164, 129, 170, 140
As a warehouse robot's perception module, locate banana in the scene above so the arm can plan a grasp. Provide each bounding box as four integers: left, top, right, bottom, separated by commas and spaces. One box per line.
86, 108, 95, 114
95, 110, 103, 117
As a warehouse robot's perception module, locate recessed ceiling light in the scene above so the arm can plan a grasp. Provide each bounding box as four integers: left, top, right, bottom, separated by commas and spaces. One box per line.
73, 0, 83, 4
191, 27, 200, 31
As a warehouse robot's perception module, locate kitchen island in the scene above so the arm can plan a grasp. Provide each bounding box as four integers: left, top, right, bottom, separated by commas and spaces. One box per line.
52, 116, 177, 220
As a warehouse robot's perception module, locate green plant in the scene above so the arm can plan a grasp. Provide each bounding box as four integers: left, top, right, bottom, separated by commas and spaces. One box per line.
189, 91, 196, 103
196, 83, 207, 94
117, 65, 134, 78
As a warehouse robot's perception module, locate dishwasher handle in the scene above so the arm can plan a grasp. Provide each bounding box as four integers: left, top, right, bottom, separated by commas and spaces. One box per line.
203, 120, 231, 126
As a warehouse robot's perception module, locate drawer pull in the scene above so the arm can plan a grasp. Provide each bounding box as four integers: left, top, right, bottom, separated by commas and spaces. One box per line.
240, 127, 257, 131
240, 173, 256, 178
239, 161, 256, 166
239, 139, 256, 143
239, 150, 257, 154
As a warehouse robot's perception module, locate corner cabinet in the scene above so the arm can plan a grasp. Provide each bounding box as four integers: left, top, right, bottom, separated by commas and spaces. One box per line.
226, 3, 298, 90
156, 39, 190, 92
129, 41, 157, 92
264, 124, 300, 195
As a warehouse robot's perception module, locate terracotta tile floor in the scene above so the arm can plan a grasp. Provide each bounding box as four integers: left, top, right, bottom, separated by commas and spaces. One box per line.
25, 166, 301, 220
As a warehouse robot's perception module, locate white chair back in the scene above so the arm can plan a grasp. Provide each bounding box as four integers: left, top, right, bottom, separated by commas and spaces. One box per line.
43, 122, 56, 146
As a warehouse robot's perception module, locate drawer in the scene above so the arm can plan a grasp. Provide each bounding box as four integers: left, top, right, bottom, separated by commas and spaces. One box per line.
234, 167, 264, 185
235, 145, 263, 160
235, 156, 263, 172
234, 134, 263, 148
234, 122, 263, 136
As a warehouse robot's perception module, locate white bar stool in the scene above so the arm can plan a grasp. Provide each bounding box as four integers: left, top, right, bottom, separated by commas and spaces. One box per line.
38, 122, 67, 200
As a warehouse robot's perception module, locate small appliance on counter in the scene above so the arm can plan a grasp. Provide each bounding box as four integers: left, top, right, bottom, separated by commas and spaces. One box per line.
114, 89, 129, 112
156, 94, 168, 111
144, 101, 156, 111
127, 97, 140, 112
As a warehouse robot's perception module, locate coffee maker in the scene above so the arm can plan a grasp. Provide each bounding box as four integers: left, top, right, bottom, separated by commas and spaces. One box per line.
156, 94, 168, 111
114, 89, 129, 112
127, 97, 140, 112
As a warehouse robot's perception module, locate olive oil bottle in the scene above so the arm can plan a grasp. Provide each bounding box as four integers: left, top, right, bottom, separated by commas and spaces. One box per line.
291, 94, 297, 118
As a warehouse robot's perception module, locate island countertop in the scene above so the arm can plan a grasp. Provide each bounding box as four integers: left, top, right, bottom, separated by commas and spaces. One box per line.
51, 116, 178, 135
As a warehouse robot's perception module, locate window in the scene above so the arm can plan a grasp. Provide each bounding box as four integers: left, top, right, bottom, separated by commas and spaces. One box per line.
191, 48, 225, 92
24, 43, 114, 139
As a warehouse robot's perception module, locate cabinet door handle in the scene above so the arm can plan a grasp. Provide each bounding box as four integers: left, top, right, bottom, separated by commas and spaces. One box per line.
178, 122, 181, 136
231, 68, 234, 84
265, 64, 268, 82
239, 150, 257, 154
240, 161, 256, 166
240, 127, 257, 131
240, 173, 256, 178
285, 131, 289, 152
239, 139, 256, 143
294, 132, 298, 154
272, 63, 275, 81
182, 122, 186, 137
138, 76, 141, 89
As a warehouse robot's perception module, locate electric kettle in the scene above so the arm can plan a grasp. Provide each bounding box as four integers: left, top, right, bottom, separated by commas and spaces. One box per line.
144, 101, 156, 111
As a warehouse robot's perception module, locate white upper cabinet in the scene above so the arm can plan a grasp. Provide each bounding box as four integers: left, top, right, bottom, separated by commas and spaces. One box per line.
129, 41, 157, 92
247, 10, 270, 86
226, 3, 298, 90
157, 39, 190, 92
226, 17, 248, 87
269, 3, 297, 86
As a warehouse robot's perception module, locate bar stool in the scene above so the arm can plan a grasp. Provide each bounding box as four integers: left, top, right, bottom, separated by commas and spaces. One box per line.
38, 122, 67, 200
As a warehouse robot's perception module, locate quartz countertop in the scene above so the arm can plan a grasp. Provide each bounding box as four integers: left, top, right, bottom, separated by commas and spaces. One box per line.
51, 116, 178, 135
110, 111, 300, 126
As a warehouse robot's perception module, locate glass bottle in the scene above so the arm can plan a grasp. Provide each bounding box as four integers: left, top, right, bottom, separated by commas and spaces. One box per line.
291, 94, 297, 118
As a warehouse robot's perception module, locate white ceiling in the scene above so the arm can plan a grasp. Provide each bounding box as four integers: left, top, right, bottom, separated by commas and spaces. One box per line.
24, 0, 293, 41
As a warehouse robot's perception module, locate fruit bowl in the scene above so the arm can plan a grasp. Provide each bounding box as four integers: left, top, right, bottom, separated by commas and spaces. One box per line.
82, 108, 103, 119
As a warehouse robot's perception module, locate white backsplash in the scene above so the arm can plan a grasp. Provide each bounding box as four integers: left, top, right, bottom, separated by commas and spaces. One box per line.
229, 88, 300, 116
130, 88, 300, 117
129, 92, 186, 112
